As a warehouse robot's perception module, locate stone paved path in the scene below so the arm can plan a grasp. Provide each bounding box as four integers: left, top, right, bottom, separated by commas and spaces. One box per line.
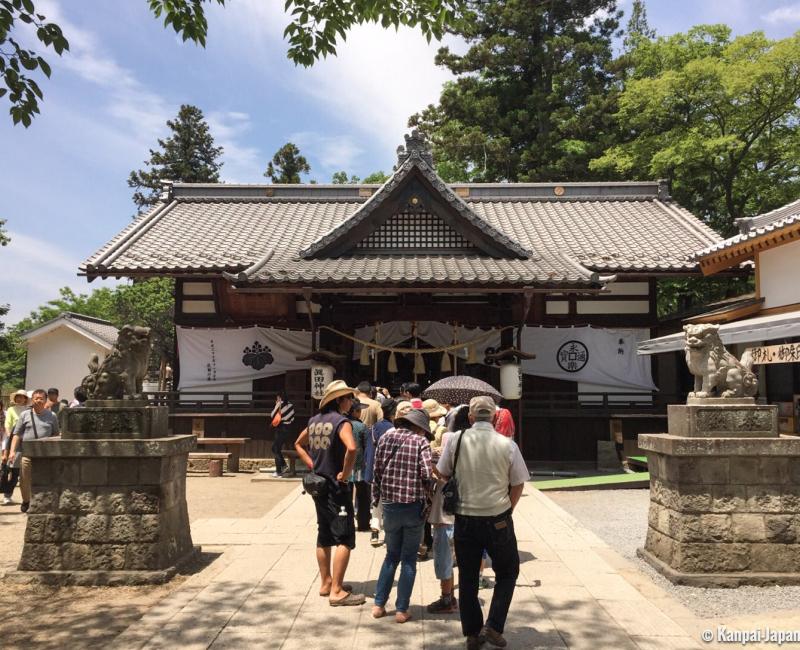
110, 486, 711, 650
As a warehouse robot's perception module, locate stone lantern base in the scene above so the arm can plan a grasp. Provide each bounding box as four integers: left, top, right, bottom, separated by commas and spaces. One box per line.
6, 432, 197, 586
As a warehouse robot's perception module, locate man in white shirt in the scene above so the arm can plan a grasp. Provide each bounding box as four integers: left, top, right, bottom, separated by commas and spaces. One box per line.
437, 396, 529, 650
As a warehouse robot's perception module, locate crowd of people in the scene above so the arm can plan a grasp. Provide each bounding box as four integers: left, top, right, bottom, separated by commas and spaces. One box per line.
0, 385, 87, 512
293, 379, 528, 650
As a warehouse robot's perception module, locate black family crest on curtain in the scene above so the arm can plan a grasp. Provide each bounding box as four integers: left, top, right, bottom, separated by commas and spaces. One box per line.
242, 341, 274, 370
557, 341, 589, 373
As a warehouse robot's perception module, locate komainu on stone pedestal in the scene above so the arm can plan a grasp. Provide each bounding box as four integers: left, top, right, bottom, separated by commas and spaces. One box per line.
82, 325, 152, 400
683, 324, 757, 398
8, 325, 197, 586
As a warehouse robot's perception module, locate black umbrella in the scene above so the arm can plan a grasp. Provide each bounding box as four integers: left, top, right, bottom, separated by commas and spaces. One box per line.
422, 375, 502, 405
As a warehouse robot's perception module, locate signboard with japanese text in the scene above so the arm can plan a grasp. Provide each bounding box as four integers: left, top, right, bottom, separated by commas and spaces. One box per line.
746, 343, 800, 365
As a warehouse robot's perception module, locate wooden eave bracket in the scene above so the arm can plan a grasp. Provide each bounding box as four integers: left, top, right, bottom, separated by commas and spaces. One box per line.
484, 348, 536, 363
295, 350, 345, 363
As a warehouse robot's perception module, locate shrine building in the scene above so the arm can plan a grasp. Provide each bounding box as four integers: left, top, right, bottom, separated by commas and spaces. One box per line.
81, 134, 726, 466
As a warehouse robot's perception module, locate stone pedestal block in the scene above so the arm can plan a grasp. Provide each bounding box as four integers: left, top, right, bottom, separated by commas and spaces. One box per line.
7, 434, 197, 585
668, 399, 778, 438
638, 433, 800, 586
61, 402, 169, 440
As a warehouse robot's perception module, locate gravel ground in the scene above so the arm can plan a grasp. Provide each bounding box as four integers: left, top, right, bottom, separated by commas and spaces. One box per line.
546, 488, 800, 619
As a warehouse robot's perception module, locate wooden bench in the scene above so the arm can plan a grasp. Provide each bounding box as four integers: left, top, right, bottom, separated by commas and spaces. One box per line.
188, 452, 232, 475
195, 437, 249, 472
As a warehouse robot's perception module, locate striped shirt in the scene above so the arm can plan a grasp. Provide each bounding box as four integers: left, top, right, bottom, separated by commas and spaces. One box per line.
372, 427, 433, 507
271, 400, 295, 425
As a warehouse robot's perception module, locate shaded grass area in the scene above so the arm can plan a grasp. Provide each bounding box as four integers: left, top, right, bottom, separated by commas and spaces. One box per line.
533, 471, 650, 491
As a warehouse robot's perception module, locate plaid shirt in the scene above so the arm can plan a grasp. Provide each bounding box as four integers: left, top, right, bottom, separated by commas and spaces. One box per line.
372, 428, 433, 507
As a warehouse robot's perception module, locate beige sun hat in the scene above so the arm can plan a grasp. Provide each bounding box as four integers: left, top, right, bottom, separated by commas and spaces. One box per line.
11, 389, 29, 403
394, 400, 413, 419
422, 398, 446, 421
469, 395, 496, 419
319, 379, 355, 410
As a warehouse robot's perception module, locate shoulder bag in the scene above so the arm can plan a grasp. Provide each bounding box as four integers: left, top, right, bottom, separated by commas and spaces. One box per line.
441, 430, 465, 516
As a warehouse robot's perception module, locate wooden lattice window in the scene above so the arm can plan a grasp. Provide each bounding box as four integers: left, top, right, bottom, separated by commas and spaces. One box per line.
355, 211, 476, 252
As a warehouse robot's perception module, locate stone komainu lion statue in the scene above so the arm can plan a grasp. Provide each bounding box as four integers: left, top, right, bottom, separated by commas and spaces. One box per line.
684, 323, 758, 399
81, 325, 152, 399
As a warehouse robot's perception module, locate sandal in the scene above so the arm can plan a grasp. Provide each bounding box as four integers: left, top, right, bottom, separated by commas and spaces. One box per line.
320, 583, 352, 597
329, 592, 366, 607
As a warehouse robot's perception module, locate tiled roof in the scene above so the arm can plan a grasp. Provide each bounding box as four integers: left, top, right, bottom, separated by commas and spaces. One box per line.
696, 197, 800, 258
82, 182, 721, 287
299, 153, 532, 260
22, 312, 119, 347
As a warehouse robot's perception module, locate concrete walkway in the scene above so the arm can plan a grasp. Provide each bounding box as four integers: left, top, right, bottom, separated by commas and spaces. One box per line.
111, 485, 708, 650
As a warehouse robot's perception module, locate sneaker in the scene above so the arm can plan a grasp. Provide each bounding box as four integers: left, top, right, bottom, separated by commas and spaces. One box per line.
2, 496, 12, 506
271, 471, 282, 478
482, 626, 507, 648
479, 575, 493, 590
426, 595, 458, 614
466, 635, 485, 650
370, 531, 382, 547
20, 502, 29, 513
417, 544, 428, 560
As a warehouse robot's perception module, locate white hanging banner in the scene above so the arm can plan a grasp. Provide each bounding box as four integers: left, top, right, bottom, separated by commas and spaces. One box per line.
177, 326, 312, 389
521, 326, 657, 391
352, 321, 501, 363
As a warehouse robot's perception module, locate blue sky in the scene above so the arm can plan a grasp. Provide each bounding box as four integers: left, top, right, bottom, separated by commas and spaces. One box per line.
1, 0, 799, 326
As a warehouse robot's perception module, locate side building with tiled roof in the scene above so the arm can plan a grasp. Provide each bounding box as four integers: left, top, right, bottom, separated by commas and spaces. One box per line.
639, 197, 800, 434
20, 312, 118, 402
81, 134, 727, 465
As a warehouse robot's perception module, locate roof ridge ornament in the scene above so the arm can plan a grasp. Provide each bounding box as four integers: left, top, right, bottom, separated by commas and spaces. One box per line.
396, 129, 433, 168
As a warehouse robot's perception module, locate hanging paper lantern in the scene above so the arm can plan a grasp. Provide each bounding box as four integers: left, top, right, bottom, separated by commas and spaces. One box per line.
311, 363, 335, 400
414, 353, 426, 375
388, 351, 398, 374
440, 351, 451, 373
359, 343, 370, 366
500, 363, 522, 400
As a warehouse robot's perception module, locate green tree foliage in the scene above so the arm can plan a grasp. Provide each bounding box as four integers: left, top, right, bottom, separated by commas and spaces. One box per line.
331, 171, 390, 184
591, 26, 800, 236
331, 170, 360, 184
3, 0, 464, 126
409, 0, 622, 182
0, 0, 68, 127
128, 104, 223, 212
363, 171, 389, 184
265, 143, 310, 183
0, 280, 175, 390
623, 0, 655, 52
114, 278, 175, 369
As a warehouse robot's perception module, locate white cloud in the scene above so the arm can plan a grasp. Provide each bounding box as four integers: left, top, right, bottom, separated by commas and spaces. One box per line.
763, 3, 800, 23
208, 2, 460, 158
207, 111, 264, 183
0, 232, 120, 325
288, 131, 364, 176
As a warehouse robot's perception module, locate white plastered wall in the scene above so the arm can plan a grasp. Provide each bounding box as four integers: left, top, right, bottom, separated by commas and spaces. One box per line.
759, 239, 800, 309
25, 327, 110, 399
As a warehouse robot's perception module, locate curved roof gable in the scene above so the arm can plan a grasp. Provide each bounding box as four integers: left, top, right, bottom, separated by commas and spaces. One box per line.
299, 132, 531, 261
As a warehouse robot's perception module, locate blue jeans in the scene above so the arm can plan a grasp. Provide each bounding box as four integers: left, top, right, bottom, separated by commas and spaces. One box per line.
374, 501, 424, 612
432, 524, 454, 581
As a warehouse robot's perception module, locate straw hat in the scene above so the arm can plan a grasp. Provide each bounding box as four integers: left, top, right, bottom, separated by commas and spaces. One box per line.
395, 408, 432, 435
422, 398, 446, 421
11, 389, 29, 404
395, 400, 413, 419
319, 379, 355, 410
